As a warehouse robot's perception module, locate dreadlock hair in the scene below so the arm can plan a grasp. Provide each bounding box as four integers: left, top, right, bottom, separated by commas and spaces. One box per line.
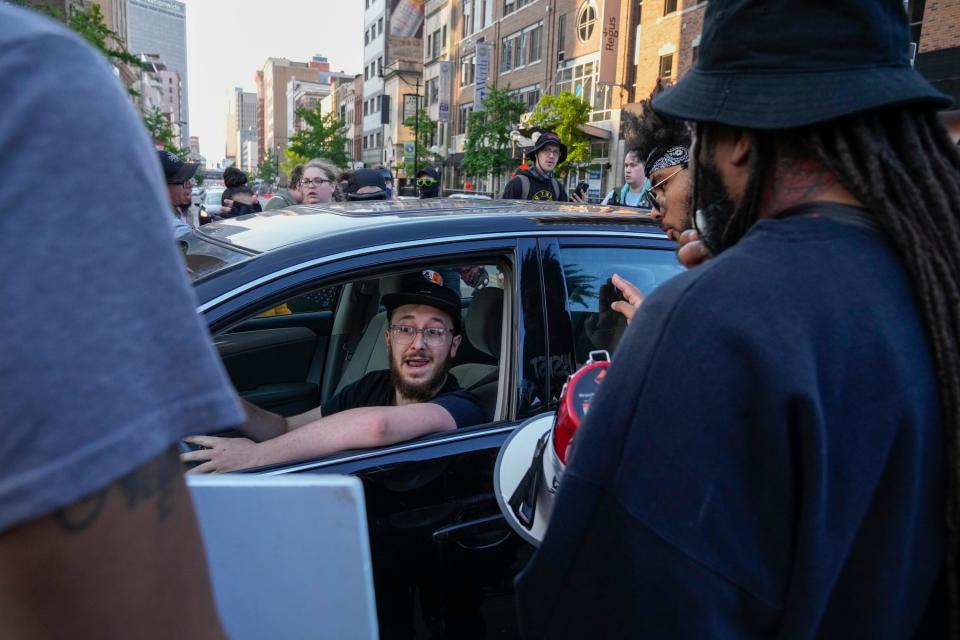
704, 107, 960, 632
622, 80, 692, 167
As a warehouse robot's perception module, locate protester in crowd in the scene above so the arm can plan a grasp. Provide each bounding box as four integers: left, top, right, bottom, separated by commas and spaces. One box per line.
0, 5, 244, 637
158, 149, 200, 234
299, 158, 341, 204
264, 164, 304, 210
501, 132, 582, 202
415, 166, 441, 198
378, 167, 395, 199
345, 168, 389, 201
600, 149, 648, 207
220, 166, 262, 217
516, 1, 959, 637
182, 273, 488, 472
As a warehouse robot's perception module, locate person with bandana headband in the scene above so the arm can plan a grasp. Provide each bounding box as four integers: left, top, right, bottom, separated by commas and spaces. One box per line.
516, 0, 958, 637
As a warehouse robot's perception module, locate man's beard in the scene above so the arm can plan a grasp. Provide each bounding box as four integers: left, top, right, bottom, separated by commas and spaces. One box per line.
389, 347, 452, 403
692, 157, 738, 256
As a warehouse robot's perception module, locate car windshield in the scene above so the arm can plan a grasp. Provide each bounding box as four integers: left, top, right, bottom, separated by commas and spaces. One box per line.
177, 231, 251, 282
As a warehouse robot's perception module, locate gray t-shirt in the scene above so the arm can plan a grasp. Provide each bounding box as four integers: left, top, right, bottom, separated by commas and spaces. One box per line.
0, 6, 244, 532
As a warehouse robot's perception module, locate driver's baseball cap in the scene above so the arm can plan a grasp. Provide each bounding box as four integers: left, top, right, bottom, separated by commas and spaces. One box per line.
382, 271, 462, 334
158, 149, 199, 184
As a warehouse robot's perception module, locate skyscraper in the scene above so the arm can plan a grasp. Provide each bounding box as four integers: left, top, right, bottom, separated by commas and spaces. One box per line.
225, 88, 257, 167
126, 0, 189, 145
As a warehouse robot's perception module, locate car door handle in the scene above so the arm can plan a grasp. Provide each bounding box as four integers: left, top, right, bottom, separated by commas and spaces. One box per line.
432, 514, 511, 549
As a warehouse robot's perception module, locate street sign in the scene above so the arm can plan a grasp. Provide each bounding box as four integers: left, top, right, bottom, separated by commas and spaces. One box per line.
403, 142, 415, 161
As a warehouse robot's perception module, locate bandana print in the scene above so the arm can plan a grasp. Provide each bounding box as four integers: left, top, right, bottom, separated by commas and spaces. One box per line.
647, 146, 689, 175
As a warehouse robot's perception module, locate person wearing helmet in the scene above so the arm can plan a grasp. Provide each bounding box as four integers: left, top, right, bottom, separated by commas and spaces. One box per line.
415, 166, 441, 199
514, 0, 957, 637
501, 132, 579, 202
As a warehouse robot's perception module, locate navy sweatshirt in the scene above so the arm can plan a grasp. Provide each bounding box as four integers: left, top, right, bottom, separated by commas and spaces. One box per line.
516, 204, 945, 638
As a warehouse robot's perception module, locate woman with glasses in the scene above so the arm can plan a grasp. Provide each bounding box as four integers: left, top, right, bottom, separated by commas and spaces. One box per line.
300, 158, 341, 204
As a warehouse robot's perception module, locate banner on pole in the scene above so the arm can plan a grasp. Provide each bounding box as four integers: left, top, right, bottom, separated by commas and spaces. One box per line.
474, 42, 490, 111
438, 61, 452, 123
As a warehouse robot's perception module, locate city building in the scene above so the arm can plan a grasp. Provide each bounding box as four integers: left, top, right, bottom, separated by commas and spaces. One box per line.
133, 52, 181, 142
361, 0, 389, 166
126, 0, 189, 145
225, 88, 257, 168
422, 0, 453, 175
238, 128, 258, 174
323, 73, 365, 166
256, 56, 330, 174
288, 79, 329, 135
914, 0, 960, 104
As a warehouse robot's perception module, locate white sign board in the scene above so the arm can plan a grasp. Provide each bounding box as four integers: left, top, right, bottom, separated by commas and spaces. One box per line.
598, 0, 621, 86
474, 42, 491, 111
189, 475, 378, 640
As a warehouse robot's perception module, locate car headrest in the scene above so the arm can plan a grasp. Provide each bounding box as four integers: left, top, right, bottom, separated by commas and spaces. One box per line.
464, 287, 503, 358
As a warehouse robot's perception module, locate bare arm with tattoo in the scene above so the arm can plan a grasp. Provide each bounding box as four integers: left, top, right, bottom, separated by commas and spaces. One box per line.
0, 448, 225, 639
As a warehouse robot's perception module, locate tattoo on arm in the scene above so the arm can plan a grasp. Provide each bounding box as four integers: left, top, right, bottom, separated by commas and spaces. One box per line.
54, 448, 181, 533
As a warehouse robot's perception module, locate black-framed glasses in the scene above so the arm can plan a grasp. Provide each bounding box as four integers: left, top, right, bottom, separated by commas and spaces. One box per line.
300, 178, 333, 187
416, 177, 437, 187
645, 165, 687, 211
168, 178, 196, 188
389, 324, 451, 346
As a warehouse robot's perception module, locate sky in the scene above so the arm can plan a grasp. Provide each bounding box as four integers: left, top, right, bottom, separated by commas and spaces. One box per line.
183, 0, 365, 164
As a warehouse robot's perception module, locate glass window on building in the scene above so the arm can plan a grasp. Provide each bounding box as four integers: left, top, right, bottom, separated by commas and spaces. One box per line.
461, 53, 476, 86
577, 1, 597, 42
458, 103, 473, 135
658, 53, 674, 81
528, 23, 543, 63
663, 0, 678, 15
557, 58, 612, 122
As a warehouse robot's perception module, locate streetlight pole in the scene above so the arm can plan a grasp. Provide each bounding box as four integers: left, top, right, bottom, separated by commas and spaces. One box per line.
414, 76, 421, 176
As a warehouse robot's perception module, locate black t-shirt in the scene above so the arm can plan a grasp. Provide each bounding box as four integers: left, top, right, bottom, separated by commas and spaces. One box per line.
321, 370, 489, 428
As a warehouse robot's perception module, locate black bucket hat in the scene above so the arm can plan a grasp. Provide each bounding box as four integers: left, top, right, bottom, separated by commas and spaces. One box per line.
528, 132, 568, 164
653, 0, 952, 129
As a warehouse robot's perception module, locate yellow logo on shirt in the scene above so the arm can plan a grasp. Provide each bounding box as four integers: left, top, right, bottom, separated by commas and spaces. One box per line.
532, 190, 555, 201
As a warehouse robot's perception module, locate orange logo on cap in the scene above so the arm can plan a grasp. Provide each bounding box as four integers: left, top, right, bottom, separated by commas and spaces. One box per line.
422, 270, 444, 286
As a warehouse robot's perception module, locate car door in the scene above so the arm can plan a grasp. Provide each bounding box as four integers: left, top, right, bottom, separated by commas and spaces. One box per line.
202, 236, 549, 639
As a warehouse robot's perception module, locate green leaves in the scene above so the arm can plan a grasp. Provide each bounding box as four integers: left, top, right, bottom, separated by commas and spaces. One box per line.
143, 108, 188, 159
527, 92, 592, 174
286, 105, 350, 169
461, 86, 527, 179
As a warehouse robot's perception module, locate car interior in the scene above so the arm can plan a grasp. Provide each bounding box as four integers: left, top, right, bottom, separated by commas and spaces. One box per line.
213, 259, 510, 445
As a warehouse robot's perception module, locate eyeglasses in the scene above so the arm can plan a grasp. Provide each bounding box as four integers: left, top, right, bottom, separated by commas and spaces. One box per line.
539, 146, 561, 157
168, 178, 195, 188
389, 324, 451, 346
644, 165, 686, 211
300, 178, 333, 187
416, 177, 437, 187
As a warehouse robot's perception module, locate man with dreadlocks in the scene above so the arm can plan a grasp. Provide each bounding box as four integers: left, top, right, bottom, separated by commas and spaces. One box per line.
515, 0, 959, 637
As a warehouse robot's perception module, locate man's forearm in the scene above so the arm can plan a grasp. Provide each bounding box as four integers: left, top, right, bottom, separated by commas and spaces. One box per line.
256, 403, 455, 468
236, 398, 289, 442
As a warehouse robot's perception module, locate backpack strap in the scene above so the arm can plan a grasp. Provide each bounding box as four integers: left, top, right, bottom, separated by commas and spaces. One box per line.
551, 178, 562, 201
620, 184, 631, 204
519, 174, 531, 200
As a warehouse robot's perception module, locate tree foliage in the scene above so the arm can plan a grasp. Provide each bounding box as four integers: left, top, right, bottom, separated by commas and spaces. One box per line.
402, 109, 438, 175
260, 149, 280, 184
66, 4, 142, 69
527, 92, 592, 174
461, 86, 526, 179
143, 108, 188, 159
286, 105, 350, 169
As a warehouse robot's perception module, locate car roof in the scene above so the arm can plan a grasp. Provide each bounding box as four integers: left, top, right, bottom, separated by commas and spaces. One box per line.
195, 197, 663, 254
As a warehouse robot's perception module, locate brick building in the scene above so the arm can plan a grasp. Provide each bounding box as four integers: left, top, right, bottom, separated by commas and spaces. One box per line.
914, 0, 960, 105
